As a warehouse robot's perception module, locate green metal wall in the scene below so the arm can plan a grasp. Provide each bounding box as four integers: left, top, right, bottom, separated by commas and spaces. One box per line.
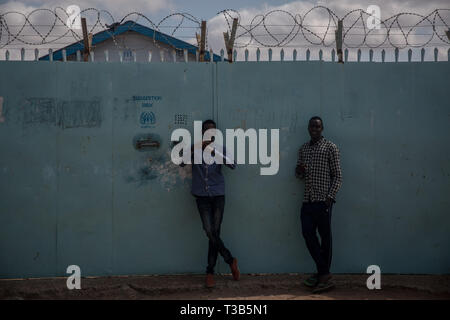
0, 60, 449, 278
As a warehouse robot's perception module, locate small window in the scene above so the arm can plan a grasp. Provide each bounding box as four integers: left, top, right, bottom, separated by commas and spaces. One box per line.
123, 49, 133, 61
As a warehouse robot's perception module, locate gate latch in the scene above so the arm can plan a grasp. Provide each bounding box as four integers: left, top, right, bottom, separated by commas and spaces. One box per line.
135, 138, 160, 150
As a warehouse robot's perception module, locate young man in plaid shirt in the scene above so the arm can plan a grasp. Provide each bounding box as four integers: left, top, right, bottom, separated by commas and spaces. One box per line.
295, 116, 342, 293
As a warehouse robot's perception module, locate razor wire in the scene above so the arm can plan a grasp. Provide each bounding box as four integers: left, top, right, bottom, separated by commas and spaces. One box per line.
0, 7, 203, 52
219, 7, 450, 49
0, 6, 449, 52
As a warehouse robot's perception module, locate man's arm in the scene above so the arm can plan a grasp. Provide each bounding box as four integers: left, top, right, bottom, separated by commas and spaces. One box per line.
327, 143, 342, 201
221, 146, 236, 170
295, 146, 306, 179
194, 143, 236, 169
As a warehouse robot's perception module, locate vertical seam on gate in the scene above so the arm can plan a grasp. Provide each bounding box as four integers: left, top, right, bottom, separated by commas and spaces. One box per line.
215, 62, 219, 125
215, 61, 221, 273
55, 62, 59, 276
211, 62, 215, 122
111, 93, 115, 275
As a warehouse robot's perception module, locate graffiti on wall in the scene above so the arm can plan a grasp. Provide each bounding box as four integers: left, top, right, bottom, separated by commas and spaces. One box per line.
21, 97, 102, 129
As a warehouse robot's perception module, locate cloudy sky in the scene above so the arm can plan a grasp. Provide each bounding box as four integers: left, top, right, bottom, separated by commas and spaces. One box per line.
0, 0, 449, 61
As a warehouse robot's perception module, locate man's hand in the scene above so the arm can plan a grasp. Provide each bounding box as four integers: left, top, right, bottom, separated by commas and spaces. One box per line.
325, 196, 333, 209
202, 140, 213, 149
295, 163, 306, 176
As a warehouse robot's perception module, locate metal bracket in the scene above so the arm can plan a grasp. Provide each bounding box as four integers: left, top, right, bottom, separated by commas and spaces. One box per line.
335, 20, 344, 64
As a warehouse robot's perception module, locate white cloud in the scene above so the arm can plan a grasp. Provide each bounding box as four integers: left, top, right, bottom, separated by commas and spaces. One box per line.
205, 0, 449, 61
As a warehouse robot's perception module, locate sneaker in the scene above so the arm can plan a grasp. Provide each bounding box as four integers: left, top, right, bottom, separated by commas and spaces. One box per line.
303, 273, 319, 287
230, 258, 240, 281
205, 274, 215, 288
312, 273, 335, 294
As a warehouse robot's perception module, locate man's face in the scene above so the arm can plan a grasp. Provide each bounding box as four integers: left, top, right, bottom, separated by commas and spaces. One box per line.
308, 119, 323, 140
203, 123, 216, 141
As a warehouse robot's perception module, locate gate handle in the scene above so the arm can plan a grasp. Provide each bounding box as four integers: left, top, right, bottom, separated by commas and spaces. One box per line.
135, 138, 160, 150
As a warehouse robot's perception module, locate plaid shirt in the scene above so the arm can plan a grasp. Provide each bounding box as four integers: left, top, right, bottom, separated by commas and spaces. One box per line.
296, 136, 342, 203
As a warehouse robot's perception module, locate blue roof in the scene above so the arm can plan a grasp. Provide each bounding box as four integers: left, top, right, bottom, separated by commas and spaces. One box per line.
39, 20, 223, 62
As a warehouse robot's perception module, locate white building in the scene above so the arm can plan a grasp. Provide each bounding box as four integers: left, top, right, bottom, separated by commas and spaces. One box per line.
39, 20, 220, 62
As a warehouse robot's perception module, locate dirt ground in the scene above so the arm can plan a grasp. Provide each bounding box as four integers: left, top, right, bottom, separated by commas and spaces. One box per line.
0, 273, 449, 300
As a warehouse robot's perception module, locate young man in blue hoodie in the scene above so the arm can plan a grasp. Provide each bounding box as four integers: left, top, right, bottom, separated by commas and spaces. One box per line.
181, 119, 240, 288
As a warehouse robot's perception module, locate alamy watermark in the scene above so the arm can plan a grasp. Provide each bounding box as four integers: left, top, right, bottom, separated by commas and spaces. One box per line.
66, 5, 81, 30
366, 5, 381, 30
171, 121, 279, 175
366, 265, 381, 289
66, 265, 81, 290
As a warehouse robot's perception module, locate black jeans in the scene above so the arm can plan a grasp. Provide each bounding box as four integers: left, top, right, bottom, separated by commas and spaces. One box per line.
196, 195, 234, 274
300, 201, 333, 276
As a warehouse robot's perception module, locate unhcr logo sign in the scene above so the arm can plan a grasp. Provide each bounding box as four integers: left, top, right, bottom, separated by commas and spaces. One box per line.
140, 111, 156, 128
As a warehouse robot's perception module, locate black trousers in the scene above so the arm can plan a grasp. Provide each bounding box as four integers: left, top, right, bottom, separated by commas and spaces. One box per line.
196, 195, 234, 274
300, 201, 333, 276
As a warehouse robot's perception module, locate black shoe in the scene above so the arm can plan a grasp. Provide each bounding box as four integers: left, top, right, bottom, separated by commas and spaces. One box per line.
312, 273, 335, 294
303, 273, 319, 287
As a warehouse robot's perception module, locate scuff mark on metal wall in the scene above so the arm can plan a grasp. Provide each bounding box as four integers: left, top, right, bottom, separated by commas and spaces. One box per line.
0, 96, 5, 123
23, 98, 56, 125
125, 150, 191, 191
151, 150, 192, 192
125, 165, 158, 185
22, 98, 102, 129
57, 99, 102, 129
